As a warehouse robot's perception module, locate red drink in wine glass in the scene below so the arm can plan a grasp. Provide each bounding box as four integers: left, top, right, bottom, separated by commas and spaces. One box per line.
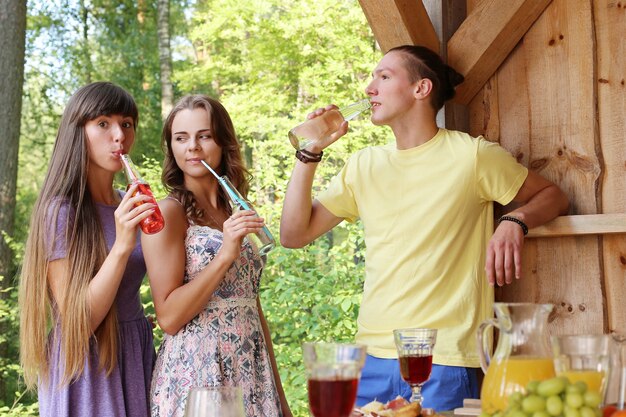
399, 354, 433, 385
303, 343, 366, 417
308, 378, 359, 417
394, 328, 437, 405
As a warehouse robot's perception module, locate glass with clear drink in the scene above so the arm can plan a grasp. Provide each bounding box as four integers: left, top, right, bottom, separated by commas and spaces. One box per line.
288, 99, 371, 150
183, 386, 245, 417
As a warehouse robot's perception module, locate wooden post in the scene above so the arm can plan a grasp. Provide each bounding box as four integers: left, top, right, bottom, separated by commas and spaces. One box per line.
423, 0, 469, 132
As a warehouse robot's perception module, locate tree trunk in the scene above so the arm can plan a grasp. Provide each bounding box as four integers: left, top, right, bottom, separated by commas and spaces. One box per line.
0, 0, 27, 401
157, 0, 174, 120
79, 0, 93, 83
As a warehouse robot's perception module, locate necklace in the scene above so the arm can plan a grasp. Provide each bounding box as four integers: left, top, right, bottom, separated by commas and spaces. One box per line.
203, 205, 228, 230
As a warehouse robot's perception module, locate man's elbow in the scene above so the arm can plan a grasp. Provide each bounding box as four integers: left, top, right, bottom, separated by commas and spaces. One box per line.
554, 186, 570, 215
279, 233, 306, 249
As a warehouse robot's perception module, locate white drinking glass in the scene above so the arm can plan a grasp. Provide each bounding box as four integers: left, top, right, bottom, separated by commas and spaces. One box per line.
183, 386, 245, 417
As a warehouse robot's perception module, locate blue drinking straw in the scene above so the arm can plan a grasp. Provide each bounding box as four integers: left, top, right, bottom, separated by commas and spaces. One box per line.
200, 160, 252, 210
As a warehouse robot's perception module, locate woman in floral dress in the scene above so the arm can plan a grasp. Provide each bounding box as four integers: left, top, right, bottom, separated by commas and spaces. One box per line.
142, 94, 291, 417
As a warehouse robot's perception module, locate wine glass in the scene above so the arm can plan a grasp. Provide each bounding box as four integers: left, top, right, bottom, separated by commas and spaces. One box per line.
393, 328, 438, 405
183, 386, 245, 417
302, 342, 367, 417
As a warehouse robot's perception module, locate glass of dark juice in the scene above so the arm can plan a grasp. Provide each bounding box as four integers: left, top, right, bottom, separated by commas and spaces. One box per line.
303, 342, 367, 417
393, 328, 438, 405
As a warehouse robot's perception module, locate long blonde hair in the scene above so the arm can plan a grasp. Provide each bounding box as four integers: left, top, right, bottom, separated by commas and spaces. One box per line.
19, 82, 139, 389
161, 94, 251, 226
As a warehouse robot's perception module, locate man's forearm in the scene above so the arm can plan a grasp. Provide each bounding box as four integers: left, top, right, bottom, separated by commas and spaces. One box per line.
508, 184, 569, 229
280, 160, 319, 247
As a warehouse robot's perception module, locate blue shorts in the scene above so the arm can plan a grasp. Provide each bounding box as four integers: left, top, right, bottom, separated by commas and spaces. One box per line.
356, 354, 479, 411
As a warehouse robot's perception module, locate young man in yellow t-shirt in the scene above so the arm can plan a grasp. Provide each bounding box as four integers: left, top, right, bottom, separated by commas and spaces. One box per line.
280, 45, 569, 411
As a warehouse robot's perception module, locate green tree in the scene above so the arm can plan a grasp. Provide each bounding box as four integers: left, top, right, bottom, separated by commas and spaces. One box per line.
175, 1, 386, 414
8, 1, 387, 415
0, 0, 27, 408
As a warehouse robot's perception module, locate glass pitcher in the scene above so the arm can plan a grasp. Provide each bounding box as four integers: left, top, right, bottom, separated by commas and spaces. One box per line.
478, 303, 556, 413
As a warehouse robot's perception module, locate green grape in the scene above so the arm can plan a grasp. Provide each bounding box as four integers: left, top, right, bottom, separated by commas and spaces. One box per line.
523, 395, 547, 413
527, 381, 541, 394
583, 391, 601, 408
499, 376, 602, 417
510, 392, 524, 406
566, 384, 583, 395
566, 393, 584, 409
574, 381, 588, 394
509, 409, 529, 417
546, 395, 564, 416
564, 406, 582, 417
579, 406, 597, 417
538, 378, 568, 397
534, 411, 551, 417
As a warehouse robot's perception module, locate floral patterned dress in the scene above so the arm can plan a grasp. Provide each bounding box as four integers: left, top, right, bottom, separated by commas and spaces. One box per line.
150, 223, 283, 417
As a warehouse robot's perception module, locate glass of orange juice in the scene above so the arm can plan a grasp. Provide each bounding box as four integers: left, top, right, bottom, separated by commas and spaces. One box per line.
552, 334, 612, 404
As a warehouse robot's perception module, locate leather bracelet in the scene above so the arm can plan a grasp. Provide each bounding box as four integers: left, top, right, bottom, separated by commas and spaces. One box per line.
498, 215, 528, 236
295, 149, 323, 163
300, 148, 323, 158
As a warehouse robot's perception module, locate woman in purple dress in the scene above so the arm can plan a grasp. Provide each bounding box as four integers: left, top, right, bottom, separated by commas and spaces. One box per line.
19, 82, 156, 417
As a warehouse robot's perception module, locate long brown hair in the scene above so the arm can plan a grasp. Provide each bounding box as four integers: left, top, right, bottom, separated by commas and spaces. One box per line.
388, 45, 465, 111
19, 82, 139, 389
161, 94, 250, 226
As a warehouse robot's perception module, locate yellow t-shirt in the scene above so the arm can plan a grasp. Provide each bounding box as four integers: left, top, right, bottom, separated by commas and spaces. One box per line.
316, 129, 528, 367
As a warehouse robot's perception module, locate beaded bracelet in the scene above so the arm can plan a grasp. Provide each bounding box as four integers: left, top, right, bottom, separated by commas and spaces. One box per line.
295, 149, 323, 163
498, 215, 529, 236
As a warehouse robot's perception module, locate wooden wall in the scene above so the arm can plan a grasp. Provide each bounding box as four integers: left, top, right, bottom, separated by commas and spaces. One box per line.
358, 0, 626, 400
466, 0, 626, 338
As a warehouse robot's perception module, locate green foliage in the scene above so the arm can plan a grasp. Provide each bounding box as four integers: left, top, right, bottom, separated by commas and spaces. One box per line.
7, 0, 390, 415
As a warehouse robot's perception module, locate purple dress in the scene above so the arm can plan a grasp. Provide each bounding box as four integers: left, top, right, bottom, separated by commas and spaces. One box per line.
38, 197, 155, 417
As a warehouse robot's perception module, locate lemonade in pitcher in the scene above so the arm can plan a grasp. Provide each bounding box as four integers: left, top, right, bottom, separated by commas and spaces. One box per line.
478, 303, 556, 413
481, 357, 556, 413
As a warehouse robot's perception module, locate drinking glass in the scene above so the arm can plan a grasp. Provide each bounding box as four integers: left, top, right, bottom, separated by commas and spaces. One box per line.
552, 334, 612, 403
183, 386, 245, 417
393, 328, 438, 405
302, 342, 367, 417
199, 160, 275, 255
610, 333, 626, 411
288, 99, 371, 150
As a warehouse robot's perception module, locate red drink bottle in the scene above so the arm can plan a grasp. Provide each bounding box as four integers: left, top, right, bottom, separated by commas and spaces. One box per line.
120, 154, 165, 234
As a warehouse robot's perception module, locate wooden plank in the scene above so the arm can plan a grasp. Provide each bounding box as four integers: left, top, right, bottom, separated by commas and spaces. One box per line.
495, 235, 605, 335
357, 0, 439, 53
447, 0, 552, 105
593, 0, 626, 336
524, 0, 599, 214
526, 214, 626, 238
494, 0, 604, 335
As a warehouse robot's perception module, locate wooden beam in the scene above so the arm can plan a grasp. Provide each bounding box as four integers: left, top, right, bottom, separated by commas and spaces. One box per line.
447, 0, 552, 105
422, 0, 468, 132
358, 0, 439, 53
527, 214, 626, 238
